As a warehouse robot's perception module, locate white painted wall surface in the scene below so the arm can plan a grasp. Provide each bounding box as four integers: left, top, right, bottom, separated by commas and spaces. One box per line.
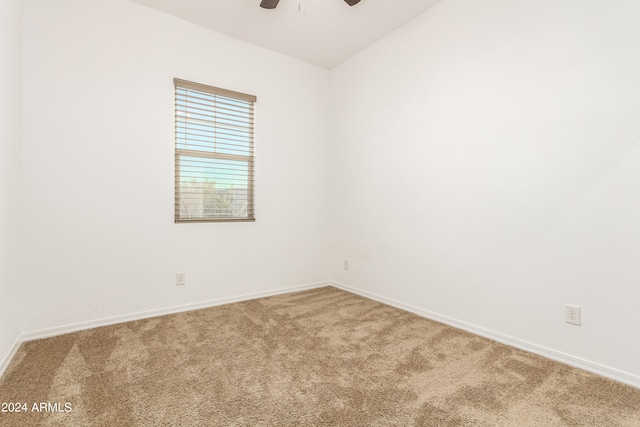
11, 0, 640, 386
330, 0, 640, 378
20, 0, 330, 332
0, 0, 23, 369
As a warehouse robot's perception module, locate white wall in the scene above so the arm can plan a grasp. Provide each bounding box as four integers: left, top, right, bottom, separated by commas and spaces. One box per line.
13, 0, 640, 386
330, 0, 640, 380
20, 0, 330, 332
0, 0, 23, 370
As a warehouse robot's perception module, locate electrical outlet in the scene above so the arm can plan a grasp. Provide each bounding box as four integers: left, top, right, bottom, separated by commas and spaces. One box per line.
565, 305, 581, 325
344, 259, 349, 270
176, 272, 186, 286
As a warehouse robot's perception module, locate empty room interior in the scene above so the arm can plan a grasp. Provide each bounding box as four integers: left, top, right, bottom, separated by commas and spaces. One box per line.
1, 0, 640, 425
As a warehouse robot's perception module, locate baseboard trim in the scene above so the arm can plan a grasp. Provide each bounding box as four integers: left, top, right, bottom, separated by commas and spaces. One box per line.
330, 281, 640, 389
19, 281, 330, 343
0, 334, 22, 380
7, 280, 638, 389
2, 281, 329, 379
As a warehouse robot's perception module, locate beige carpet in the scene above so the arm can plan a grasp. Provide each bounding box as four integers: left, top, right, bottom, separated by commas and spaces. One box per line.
1, 286, 639, 426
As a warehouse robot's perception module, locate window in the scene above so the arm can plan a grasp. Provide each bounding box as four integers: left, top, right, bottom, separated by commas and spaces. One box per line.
174, 78, 256, 222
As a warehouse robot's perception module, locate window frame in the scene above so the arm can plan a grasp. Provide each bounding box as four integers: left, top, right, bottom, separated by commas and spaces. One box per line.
174, 78, 256, 223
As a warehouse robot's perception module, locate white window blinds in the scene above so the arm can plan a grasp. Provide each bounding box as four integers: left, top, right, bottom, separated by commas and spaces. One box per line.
174, 78, 256, 223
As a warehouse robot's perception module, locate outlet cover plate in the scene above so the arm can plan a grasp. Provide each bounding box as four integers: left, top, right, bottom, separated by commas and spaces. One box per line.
565, 305, 581, 325
176, 272, 186, 286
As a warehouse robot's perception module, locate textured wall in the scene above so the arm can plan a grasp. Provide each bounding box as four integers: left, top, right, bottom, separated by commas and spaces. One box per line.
20, 0, 331, 332
11, 0, 640, 386
0, 0, 23, 371
330, 0, 640, 379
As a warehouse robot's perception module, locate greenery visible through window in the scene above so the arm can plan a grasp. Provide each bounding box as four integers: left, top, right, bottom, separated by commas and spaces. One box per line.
174, 79, 256, 222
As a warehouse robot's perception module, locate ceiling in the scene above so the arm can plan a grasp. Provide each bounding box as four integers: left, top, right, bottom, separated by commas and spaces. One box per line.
129, 0, 443, 69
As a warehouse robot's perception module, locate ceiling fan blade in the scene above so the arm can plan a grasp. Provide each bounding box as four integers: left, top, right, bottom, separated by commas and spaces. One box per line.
260, 0, 280, 9
344, 0, 361, 5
